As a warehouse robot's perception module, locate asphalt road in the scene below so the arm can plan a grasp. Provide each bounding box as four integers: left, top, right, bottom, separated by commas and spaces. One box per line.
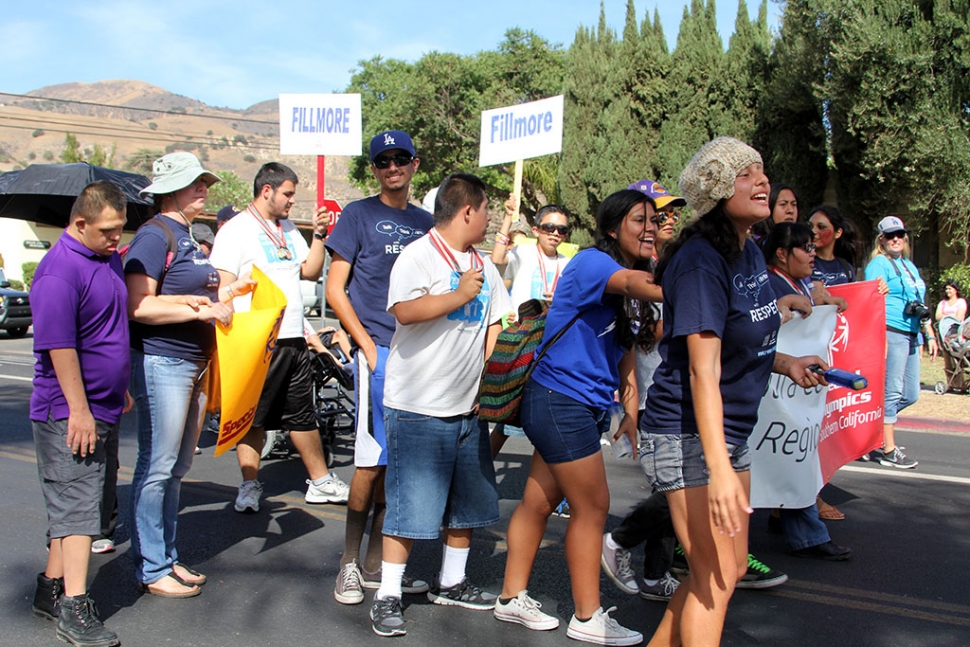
2, 327, 969, 647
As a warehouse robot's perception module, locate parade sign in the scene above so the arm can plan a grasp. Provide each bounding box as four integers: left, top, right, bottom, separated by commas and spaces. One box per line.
479, 95, 564, 167
213, 266, 287, 457
278, 93, 362, 156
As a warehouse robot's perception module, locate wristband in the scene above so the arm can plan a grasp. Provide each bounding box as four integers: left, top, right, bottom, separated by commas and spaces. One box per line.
225, 284, 235, 297
495, 233, 510, 246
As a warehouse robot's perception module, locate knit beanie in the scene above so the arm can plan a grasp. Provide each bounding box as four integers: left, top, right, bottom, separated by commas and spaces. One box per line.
679, 137, 763, 217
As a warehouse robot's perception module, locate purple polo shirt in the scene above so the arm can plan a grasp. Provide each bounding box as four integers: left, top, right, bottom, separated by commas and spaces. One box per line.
30, 232, 130, 424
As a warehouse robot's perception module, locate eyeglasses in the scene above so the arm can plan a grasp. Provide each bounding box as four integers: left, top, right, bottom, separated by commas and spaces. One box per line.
800, 243, 817, 253
653, 210, 681, 226
537, 223, 569, 236
373, 153, 414, 169
884, 231, 907, 240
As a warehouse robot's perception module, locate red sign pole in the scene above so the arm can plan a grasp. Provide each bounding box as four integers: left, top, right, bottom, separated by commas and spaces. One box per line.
316, 155, 326, 209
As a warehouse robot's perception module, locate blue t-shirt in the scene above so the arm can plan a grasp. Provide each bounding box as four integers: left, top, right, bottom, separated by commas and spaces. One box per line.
326, 196, 432, 347
124, 217, 220, 361
530, 248, 627, 410
767, 270, 813, 301
811, 256, 855, 286
865, 254, 925, 333
30, 233, 130, 424
642, 237, 780, 444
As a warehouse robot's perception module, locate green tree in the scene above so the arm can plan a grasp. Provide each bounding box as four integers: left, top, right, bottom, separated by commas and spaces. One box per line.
205, 170, 252, 213
59, 133, 83, 163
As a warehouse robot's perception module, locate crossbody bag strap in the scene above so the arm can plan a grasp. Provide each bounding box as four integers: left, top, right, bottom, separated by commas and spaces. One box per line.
523, 310, 584, 382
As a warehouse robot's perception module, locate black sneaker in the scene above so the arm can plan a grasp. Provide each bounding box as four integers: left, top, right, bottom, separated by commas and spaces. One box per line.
736, 554, 788, 590
370, 596, 406, 637
879, 447, 917, 469
427, 576, 497, 610
56, 594, 119, 647
31, 572, 63, 621
670, 544, 689, 579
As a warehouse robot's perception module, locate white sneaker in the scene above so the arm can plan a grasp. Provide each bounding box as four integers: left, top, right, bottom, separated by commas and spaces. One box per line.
305, 473, 349, 504
601, 533, 638, 595
493, 590, 559, 631
91, 539, 115, 554
234, 480, 263, 513
566, 607, 642, 646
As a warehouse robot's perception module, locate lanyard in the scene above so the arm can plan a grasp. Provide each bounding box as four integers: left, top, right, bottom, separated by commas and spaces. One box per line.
428, 228, 483, 273
248, 205, 292, 260
770, 267, 811, 298
536, 246, 561, 296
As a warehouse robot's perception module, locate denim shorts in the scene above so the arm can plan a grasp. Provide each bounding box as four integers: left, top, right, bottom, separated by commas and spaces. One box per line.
639, 431, 750, 492
382, 408, 499, 540
521, 380, 609, 464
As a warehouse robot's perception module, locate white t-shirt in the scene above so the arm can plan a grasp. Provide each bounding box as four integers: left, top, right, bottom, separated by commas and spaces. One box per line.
504, 244, 570, 314
384, 233, 512, 417
209, 206, 311, 340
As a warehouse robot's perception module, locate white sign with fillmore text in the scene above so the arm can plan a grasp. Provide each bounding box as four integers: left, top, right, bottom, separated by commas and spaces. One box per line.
479, 95, 564, 167
278, 94, 362, 156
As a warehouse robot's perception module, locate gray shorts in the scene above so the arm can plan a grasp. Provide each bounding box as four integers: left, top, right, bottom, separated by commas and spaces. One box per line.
33, 414, 116, 539
639, 431, 750, 492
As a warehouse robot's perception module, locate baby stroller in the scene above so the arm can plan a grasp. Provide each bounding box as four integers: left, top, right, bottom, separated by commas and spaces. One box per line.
935, 316, 970, 394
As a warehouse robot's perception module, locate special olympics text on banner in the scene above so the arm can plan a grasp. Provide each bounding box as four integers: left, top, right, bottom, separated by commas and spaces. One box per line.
213, 266, 287, 457
478, 95, 564, 167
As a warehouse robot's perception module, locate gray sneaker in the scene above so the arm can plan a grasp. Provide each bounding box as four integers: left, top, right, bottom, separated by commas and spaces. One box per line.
234, 480, 263, 513
334, 561, 364, 605
493, 590, 559, 630
370, 596, 406, 637
601, 533, 638, 595
879, 447, 918, 469
360, 568, 429, 594
566, 606, 642, 646
638, 571, 679, 601
427, 576, 497, 610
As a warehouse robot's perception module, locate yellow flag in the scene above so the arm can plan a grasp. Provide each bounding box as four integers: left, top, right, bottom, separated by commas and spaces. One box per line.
213, 266, 286, 457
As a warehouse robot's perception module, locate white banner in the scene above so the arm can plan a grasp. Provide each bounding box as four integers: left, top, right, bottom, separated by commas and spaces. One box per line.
479, 95, 564, 167
749, 306, 837, 509
278, 93, 362, 156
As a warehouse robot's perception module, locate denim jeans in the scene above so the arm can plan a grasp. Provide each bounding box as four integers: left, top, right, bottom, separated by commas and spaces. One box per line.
884, 329, 921, 423
779, 504, 831, 551
129, 351, 207, 584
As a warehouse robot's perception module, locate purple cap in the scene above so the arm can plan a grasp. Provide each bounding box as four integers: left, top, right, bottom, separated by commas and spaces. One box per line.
370, 130, 416, 162
627, 179, 687, 210
216, 205, 238, 223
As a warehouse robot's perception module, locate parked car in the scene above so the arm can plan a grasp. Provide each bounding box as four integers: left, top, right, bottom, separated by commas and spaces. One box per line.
301, 279, 323, 317
0, 268, 31, 338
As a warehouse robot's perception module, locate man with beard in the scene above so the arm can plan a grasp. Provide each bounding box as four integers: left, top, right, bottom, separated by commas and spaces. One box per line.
210, 162, 349, 513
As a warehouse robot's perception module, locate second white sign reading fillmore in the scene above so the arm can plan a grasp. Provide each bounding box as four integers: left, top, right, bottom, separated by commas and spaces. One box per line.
479, 96, 564, 167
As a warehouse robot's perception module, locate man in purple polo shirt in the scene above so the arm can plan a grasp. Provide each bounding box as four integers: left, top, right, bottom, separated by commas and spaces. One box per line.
29, 181, 130, 647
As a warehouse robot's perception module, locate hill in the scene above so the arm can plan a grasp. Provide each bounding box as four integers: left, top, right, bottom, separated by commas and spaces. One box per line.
0, 80, 363, 219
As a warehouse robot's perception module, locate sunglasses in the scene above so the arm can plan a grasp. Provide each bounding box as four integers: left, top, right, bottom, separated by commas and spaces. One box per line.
883, 231, 907, 240
800, 243, 817, 253
537, 223, 569, 236
373, 153, 414, 169
653, 210, 681, 226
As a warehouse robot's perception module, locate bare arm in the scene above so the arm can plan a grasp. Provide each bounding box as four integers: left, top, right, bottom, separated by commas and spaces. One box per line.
614, 348, 639, 459
686, 331, 751, 536
484, 321, 502, 361
605, 268, 663, 303
490, 194, 518, 265
126, 273, 232, 326
326, 253, 378, 370
392, 268, 483, 326
48, 348, 97, 458
773, 352, 826, 388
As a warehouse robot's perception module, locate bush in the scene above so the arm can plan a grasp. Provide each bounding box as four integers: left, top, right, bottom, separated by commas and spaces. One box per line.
42, 150, 54, 161
148, 122, 158, 130
232, 134, 248, 145
32, 129, 45, 137
243, 154, 256, 163
8, 279, 24, 291
21, 262, 39, 290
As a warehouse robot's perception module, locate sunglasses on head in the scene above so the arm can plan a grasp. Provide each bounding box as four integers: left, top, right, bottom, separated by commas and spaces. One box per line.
652, 210, 681, 226
373, 153, 414, 169
538, 223, 569, 236
884, 231, 907, 240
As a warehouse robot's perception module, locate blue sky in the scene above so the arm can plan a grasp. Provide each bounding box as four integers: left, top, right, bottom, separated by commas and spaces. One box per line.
2, 1, 781, 110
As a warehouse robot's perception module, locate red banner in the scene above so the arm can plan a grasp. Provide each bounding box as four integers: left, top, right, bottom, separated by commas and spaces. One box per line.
818, 281, 886, 481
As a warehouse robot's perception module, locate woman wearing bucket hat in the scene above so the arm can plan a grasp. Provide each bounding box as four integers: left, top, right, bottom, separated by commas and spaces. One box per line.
864, 216, 937, 469
125, 151, 253, 598
639, 138, 826, 646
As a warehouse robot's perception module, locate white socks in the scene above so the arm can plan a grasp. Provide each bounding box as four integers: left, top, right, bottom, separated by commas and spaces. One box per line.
440, 545, 470, 588
375, 561, 406, 601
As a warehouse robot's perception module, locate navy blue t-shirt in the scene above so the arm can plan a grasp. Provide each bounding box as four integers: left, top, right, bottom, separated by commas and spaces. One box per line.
125, 218, 220, 361
326, 196, 432, 347
642, 237, 780, 444
530, 248, 627, 410
811, 256, 855, 286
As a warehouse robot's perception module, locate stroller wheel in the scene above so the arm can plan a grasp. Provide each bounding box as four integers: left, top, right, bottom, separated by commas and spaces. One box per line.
935, 381, 947, 395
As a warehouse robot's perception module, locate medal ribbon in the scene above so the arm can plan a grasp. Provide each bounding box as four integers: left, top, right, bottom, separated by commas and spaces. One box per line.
248, 205, 290, 255
536, 245, 561, 296
428, 228, 483, 273
770, 267, 810, 298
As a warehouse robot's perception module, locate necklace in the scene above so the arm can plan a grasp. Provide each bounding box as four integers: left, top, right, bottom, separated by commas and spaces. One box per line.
536, 245, 561, 298
248, 205, 292, 260
428, 228, 483, 274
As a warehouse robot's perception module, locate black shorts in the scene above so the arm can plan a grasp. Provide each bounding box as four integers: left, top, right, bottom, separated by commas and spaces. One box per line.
33, 413, 117, 539
253, 338, 317, 432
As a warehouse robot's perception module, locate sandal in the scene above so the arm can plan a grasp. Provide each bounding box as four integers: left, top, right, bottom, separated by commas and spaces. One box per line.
173, 563, 207, 586
139, 574, 201, 598
817, 496, 845, 521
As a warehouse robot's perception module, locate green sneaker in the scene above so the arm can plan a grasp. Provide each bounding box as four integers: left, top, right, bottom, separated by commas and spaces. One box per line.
736, 553, 788, 590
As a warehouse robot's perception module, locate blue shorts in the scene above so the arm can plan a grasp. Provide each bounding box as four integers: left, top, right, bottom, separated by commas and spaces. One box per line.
521, 380, 609, 464
639, 431, 750, 492
354, 346, 389, 467
382, 408, 499, 540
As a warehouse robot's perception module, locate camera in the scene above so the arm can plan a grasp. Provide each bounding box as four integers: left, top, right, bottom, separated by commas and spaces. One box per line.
904, 300, 932, 324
